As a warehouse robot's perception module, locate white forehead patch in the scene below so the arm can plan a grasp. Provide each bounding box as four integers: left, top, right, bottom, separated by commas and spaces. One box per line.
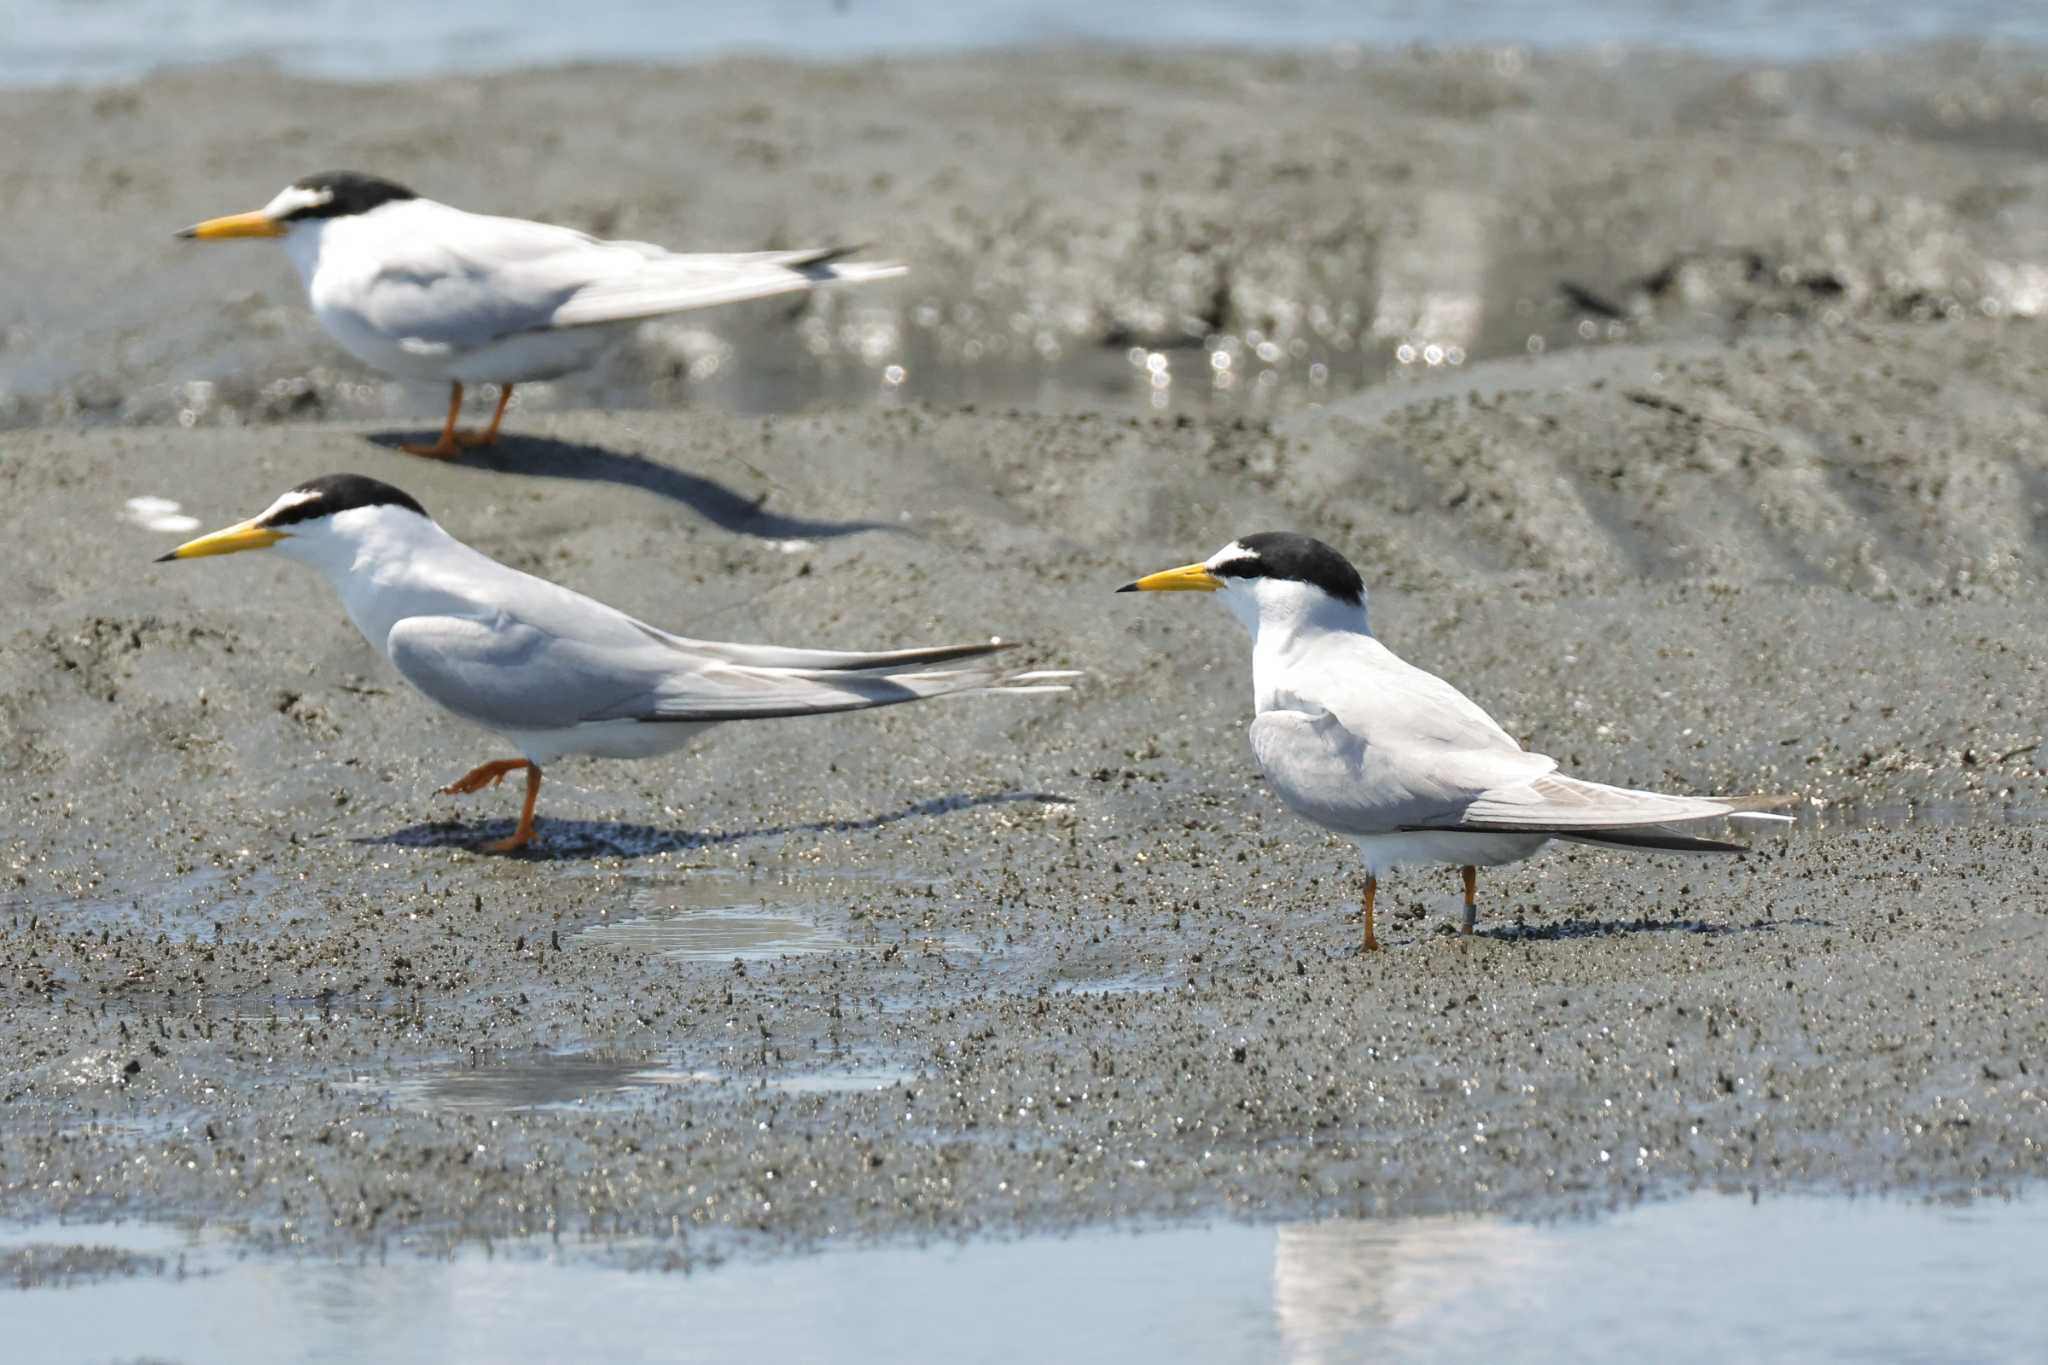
257, 488, 322, 521
1206, 540, 1257, 570
259, 184, 334, 220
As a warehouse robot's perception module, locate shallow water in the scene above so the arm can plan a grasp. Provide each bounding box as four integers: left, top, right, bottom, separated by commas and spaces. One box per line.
8, 1192, 2044, 1362
340, 1051, 915, 1113
568, 866, 944, 961
9, 0, 2048, 86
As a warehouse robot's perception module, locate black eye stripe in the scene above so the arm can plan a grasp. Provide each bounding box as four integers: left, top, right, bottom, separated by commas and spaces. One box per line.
259, 473, 428, 527
1214, 532, 1366, 607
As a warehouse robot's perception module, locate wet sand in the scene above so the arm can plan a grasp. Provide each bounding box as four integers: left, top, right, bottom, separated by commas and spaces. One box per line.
6, 43, 2048, 425
2, 45, 2047, 1267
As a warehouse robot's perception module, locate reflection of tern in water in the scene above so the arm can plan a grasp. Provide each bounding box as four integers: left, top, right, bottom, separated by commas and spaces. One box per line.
1272, 1216, 1550, 1362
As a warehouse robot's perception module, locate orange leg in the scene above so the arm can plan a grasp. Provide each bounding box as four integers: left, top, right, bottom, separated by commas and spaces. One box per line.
439, 757, 530, 795
1361, 874, 1380, 953
1461, 865, 1477, 935
402, 383, 466, 459
483, 765, 542, 853
437, 758, 542, 853
455, 384, 514, 447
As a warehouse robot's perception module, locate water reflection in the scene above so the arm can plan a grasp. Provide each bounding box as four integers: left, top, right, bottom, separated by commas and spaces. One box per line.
1272, 1217, 1547, 1361
1368, 189, 1486, 373
7, 1193, 2046, 1363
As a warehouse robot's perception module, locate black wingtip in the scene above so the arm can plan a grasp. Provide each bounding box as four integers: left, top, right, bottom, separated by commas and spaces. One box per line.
153, 550, 179, 563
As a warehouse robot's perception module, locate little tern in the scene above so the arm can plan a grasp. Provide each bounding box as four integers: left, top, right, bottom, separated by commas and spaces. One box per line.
177, 172, 905, 458
1120, 533, 1791, 949
158, 474, 1070, 852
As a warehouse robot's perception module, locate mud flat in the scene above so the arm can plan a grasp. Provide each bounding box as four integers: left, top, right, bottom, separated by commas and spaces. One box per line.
4, 43, 2047, 426
3, 283, 2046, 1267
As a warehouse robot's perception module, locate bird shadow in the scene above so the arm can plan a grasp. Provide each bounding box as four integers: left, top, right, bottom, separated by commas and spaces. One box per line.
364, 431, 903, 541
354, 789, 1071, 862
1470, 913, 1829, 942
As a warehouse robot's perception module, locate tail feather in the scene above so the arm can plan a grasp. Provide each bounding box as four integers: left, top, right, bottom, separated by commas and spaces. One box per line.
637, 657, 1074, 723
775, 244, 865, 270
643, 626, 1017, 673
549, 251, 906, 329
1556, 827, 1752, 854
1446, 772, 1799, 833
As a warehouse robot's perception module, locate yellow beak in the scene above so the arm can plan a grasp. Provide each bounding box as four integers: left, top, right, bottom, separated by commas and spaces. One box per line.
176, 210, 286, 240
1116, 562, 1223, 593
155, 519, 285, 561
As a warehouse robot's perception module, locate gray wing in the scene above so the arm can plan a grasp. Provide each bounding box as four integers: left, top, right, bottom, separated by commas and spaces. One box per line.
1251, 705, 1557, 835
355, 210, 623, 350
548, 249, 906, 329
1248, 631, 1555, 834
385, 615, 674, 731
385, 615, 1055, 734
1248, 631, 1788, 838
1427, 772, 1796, 832
359, 204, 903, 347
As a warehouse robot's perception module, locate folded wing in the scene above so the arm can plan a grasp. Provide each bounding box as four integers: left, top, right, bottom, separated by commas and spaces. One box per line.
386, 615, 1064, 734
1249, 632, 1789, 850
1424, 772, 1796, 832
549, 248, 905, 329
360, 205, 903, 347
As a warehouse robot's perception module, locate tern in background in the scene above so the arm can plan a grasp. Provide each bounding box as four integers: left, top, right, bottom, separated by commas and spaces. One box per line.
178, 172, 904, 457
1120, 533, 1790, 949
158, 474, 1070, 852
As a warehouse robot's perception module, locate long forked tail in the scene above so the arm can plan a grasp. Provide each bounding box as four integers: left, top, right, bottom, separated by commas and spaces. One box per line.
1555, 826, 1755, 854
636, 637, 1078, 724
1408, 773, 1797, 854
549, 248, 906, 329
651, 629, 1024, 674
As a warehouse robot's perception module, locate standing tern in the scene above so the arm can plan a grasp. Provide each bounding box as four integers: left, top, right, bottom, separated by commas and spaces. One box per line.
1119, 533, 1791, 949
157, 474, 1070, 852
177, 172, 904, 458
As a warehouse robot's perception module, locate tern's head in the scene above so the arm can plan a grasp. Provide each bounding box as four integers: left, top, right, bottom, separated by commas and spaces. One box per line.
1117, 532, 1369, 637
176, 172, 419, 242
156, 473, 435, 575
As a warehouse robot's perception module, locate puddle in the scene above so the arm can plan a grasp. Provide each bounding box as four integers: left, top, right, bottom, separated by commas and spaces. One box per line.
576, 906, 846, 959
570, 867, 952, 962
8, 1192, 2045, 1362
342, 1051, 916, 1114
758, 1068, 917, 1096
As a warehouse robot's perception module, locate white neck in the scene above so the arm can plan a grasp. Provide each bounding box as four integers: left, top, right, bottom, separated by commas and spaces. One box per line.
277, 216, 331, 286
1222, 582, 1371, 712
277, 508, 472, 656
